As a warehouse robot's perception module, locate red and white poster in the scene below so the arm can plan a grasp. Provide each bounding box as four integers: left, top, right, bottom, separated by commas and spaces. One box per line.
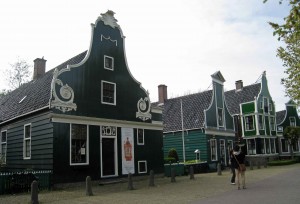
122, 127, 135, 174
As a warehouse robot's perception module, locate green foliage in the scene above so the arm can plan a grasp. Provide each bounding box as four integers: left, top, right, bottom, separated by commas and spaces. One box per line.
164, 157, 176, 163
283, 126, 300, 158
266, 0, 300, 106
268, 159, 297, 166
184, 160, 201, 164
168, 148, 179, 162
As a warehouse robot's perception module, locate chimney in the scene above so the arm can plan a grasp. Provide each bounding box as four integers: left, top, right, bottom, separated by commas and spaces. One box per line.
235, 80, 243, 91
158, 84, 168, 103
33, 57, 46, 80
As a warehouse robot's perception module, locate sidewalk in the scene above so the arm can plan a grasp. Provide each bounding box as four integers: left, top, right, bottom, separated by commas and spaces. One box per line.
1, 163, 299, 204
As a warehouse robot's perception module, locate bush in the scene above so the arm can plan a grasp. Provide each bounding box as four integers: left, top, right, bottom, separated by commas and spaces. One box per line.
268, 159, 297, 166
168, 148, 179, 162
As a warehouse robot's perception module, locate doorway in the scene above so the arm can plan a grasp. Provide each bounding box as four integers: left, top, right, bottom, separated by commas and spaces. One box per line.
101, 137, 117, 177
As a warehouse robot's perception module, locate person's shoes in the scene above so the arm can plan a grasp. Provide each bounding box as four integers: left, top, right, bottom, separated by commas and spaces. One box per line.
231, 183, 236, 185
238, 187, 241, 190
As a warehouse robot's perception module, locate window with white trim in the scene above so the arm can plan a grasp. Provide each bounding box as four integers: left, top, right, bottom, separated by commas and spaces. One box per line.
263, 97, 269, 113
271, 138, 276, 153
137, 129, 144, 145
71, 124, 89, 165
138, 160, 147, 173
24, 124, 31, 159
269, 102, 273, 111
104, 55, 114, 70
270, 116, 275, 131
245, 115, 254, 131
247, 139, 256, 155
292, 139, 300, 152
1, 130, 7, 164
290, 117, 296, 127
101, 81, 116, 105
258, 115, 264, 130
210, 139, 217, 161
218, 108, 224, 127
281, 138, 289, 153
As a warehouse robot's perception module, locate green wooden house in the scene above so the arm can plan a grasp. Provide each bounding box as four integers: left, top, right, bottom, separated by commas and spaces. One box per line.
225, 71, 277, 162
0, 11, 163, 184
161, 71, 235, 169
276, 100, 300, 157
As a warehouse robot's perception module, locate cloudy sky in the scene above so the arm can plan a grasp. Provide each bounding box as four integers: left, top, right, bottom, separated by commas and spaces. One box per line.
0, 0, 290, 110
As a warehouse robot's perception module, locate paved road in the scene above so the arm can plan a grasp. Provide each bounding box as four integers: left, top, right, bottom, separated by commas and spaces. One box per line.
193, 166, 300, 204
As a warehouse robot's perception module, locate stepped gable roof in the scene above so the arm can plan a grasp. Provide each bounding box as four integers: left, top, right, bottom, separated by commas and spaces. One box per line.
224, 83, 261, 115
163, 90, 212, 132
0, 51, 87, 123
276, 110, 286, 125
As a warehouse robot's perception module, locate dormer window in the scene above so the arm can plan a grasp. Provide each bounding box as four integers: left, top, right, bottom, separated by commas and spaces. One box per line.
104, 55, 114, 70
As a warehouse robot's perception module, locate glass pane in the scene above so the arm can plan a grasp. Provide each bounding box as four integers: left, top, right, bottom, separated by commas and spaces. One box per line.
25, 125, 31, 138
25, 140, 30, 157
102, 82, 115, 103
1, 132, 7, 142
71, 124, 87, 163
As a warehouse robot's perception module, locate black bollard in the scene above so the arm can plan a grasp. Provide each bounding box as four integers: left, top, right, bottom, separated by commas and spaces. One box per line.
31, 180, 39, 204
257, 161, 261, 169
189, 166, 195, 180
86, 176, 93, 196
149, 170, 155, 187
171, 168, 176, 183
128, 173, 134, 190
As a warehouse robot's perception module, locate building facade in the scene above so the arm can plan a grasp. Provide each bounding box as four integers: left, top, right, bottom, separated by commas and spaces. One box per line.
0, 11, 164, 184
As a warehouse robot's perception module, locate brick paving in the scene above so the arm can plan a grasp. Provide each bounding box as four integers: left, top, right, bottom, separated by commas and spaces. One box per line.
1, 163, 299, 204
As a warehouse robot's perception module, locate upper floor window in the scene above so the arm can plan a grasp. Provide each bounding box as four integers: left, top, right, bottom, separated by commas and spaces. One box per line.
245, 115, 254, 131
218, 108, 224, 127
269, 102, 273, 111
24, 124, 31, 159
258, 115, 264, 130
263, 97, 268, 113
104, 55, 114, 70
71, 124, 89, 165
101, 81, 116, 105
270, 116, 275, 131
1, 130, 7, 164
277, 126, 283, 132
290, 117, 296, 127
137, 129, 144, 145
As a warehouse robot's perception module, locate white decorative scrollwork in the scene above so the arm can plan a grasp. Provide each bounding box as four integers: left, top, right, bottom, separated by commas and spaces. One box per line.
98, 10, 120, 29
102, 126, 117, 136
50, 67, 77, 113
101, 35, 118, 46
136, 97, 152, 121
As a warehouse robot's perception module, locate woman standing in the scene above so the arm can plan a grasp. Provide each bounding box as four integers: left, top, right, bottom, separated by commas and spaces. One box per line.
232, 145, 246, 190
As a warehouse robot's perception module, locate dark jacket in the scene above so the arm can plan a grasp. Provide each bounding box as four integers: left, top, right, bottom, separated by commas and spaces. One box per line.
232, 151, 245, 169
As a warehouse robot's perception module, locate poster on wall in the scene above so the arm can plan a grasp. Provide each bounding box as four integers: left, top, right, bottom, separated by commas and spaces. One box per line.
122, 127, 135, 174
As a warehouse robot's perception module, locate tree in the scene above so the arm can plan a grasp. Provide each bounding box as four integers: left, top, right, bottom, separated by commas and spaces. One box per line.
265, 0, 300, 106
283, 126, 300, 159
5, 57, 32, 90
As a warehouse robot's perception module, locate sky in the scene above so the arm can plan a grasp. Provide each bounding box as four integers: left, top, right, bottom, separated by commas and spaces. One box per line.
0, 0, 291, 111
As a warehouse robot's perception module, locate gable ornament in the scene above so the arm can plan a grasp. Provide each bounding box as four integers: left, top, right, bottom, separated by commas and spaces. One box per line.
50, 67, 77, 113
136, 97, 151, 121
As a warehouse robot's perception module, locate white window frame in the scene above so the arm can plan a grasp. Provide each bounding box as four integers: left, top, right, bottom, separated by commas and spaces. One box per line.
269, 102, 273, 111
138, 160, 147, 174
218, 108, 224, 127
70, 124, 89, 166
258, 115, 264, 130
101, 80, 116, 105
1, 130, 7, 164
210, 139, 217, 161
292, 139, 300, 152
269, 116, 275, 131
137, 129, 144, 145
263, 97, 269, 113
289, 117, 296, 127
247, 139, 256, 155
23, 124, 31, 159
104, 55, 114, 70
281, 138, 289, 153
245, 115, 255, 131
